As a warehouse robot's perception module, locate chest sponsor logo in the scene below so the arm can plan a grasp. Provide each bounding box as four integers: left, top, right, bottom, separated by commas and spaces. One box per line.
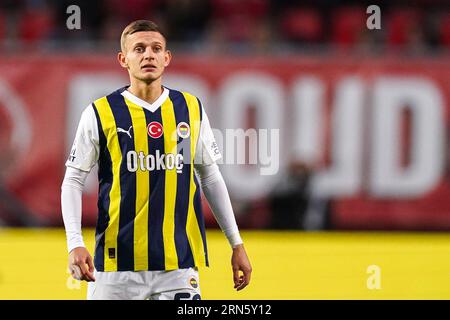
127, 150, 184, 173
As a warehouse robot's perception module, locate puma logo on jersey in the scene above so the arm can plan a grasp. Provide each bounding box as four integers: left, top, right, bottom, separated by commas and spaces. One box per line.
117, 126, 133, 138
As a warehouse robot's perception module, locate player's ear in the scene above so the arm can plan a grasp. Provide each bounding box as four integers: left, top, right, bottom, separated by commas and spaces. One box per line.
164, 50, 172, 67
118, 52, 128, 69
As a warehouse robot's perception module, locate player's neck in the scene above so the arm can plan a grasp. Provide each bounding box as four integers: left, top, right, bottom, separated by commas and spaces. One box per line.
127, 80, 163, 105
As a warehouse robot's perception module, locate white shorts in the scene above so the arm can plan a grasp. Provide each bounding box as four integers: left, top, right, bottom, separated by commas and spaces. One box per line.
87, 267, 201, 300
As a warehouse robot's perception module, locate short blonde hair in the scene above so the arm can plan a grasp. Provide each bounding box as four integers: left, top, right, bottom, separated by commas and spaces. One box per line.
120, 20, 166, 52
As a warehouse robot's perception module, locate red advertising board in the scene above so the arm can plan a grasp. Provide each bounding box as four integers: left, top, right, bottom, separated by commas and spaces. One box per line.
0, 55, 449, 229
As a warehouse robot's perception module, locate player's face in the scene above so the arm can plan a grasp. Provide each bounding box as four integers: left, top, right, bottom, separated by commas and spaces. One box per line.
119, 31, 171, 83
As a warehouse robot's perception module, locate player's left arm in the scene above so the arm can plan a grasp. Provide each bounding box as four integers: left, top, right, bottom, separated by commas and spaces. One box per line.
193, 102, 252, 291
195, 162, 252, 291
231, 244, 252, 291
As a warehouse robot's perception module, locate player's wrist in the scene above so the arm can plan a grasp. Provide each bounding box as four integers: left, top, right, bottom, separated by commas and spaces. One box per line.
228, 232, 243, 248
67, 241, 86, 254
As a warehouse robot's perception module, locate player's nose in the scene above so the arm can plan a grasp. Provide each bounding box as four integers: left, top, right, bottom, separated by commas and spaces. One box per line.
143, 47, 155, 60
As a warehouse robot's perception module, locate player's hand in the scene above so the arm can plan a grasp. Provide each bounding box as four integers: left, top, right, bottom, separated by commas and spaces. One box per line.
231, 244, 252, 291
68, 247, 96, 282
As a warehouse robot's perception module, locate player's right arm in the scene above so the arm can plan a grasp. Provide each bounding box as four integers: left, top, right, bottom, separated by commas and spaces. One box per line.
61, 105, 99, 282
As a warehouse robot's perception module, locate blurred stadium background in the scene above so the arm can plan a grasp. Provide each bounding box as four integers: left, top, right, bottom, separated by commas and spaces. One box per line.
1, 0, 450, 299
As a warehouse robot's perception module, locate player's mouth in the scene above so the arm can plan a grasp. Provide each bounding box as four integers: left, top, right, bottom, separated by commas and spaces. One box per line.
141, 64, 157, 71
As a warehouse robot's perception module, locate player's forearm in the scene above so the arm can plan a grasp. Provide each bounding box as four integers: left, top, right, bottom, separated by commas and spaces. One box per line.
195, 163, 243, 248
61, 167, 89, 252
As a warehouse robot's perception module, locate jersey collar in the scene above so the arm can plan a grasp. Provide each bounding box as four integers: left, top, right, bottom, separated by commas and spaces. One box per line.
121, 86, 169, 113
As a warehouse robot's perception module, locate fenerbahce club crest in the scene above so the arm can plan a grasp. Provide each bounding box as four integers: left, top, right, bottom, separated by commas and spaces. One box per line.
177, 122, 190, 139
189, 277, 198, 288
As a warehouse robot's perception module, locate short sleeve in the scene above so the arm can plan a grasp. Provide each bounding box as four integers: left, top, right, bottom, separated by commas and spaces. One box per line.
194, 104, 222, 166
65, 105, 100, 172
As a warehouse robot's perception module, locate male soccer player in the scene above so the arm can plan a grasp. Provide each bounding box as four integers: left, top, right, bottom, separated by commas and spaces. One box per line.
61, 20, 252, 300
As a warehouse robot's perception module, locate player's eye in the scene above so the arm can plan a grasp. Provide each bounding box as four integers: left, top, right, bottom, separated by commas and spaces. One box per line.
135, 46, 144, 53
154, 46, 162, 52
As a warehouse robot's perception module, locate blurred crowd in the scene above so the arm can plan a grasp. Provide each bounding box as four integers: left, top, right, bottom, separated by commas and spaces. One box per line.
0, 0, 449, 54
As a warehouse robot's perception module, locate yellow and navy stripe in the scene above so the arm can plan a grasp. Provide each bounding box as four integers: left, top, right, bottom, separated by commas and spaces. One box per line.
144, 99, 166, 270
91, 86, 207, 272
170, 90, 209, 269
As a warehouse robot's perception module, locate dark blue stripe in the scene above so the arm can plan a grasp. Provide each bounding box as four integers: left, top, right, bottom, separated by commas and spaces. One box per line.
195, 97, 208, 265
193, 175, 209, 266
107, 92, 136, 271
169, 90, 195, 269
92, 103, 111, 272
144, 107, 166, 270
193, 96, 208, 265
196, 97, 203, 121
